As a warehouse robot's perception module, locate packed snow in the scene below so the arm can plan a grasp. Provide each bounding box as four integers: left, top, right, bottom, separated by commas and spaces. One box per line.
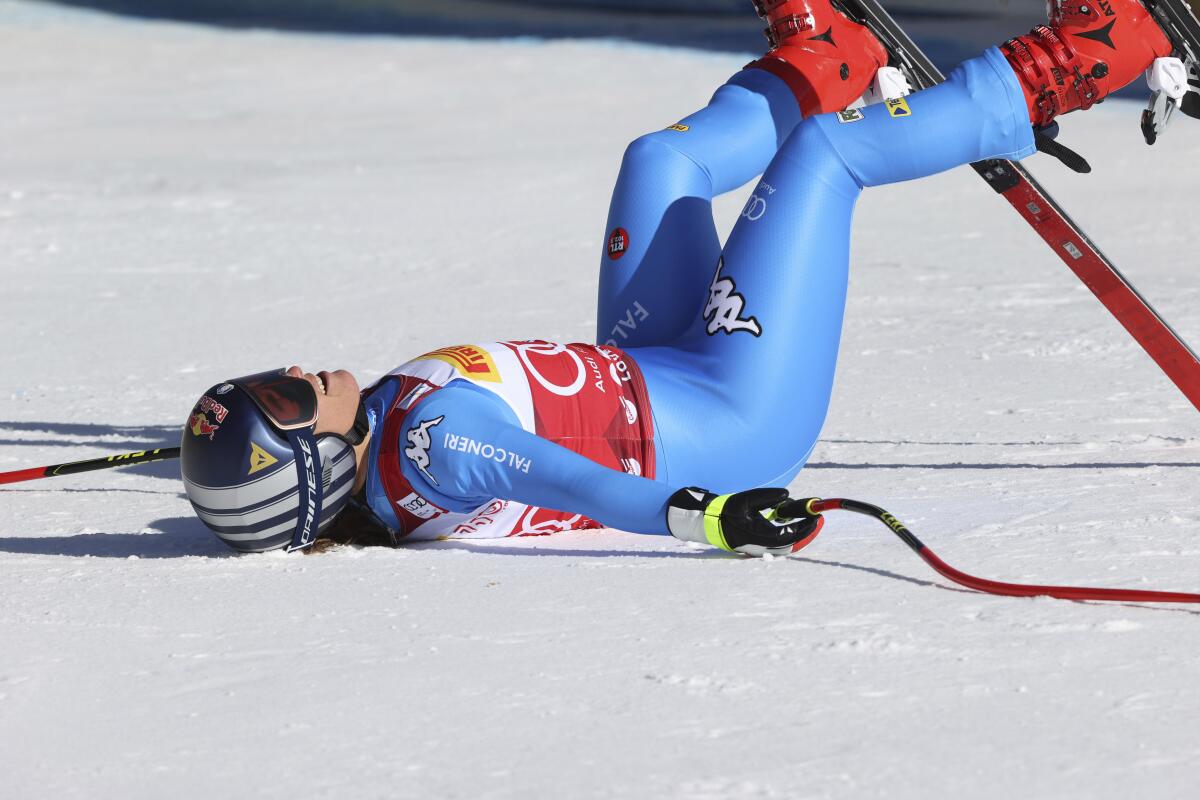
2, 2, 1199, 797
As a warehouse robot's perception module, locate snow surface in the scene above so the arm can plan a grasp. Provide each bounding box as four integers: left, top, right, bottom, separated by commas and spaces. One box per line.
3, 2, 1200, 797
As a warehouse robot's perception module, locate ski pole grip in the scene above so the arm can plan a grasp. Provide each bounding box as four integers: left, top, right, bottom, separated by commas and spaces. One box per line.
776, 498, 823, 520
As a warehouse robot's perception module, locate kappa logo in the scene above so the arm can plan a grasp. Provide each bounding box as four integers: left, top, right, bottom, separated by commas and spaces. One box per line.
416, 345, 501, 383
703, 258, 762, 337
405, 416, 444, 486
886, 97, 912, 118
247, 441, 279, 476
837, 109, 865, 124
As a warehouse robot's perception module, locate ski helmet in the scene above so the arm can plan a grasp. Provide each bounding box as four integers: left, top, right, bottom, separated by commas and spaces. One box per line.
180, 370, 369, 553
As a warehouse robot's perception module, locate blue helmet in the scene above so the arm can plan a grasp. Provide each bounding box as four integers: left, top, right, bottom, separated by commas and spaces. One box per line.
180, 370, 366, 553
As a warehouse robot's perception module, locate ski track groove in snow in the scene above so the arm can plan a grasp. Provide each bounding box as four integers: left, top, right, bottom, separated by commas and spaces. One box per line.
2, 2, 1200, 798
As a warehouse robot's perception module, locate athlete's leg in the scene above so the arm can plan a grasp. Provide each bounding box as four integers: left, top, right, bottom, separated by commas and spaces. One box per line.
597, 1, 894, 349
636, 49, 1037, 490
596, 68, 802, 349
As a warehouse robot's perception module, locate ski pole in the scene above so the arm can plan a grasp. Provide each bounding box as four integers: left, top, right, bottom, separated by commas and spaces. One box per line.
779, 497, 1200, 604
0, 448, 180, 486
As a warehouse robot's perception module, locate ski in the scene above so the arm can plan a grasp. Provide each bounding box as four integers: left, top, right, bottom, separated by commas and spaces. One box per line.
836, 0, 1200, 413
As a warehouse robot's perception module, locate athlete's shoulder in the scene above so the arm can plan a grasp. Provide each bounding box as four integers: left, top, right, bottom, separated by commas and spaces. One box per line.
398, 382, 520, 498
402, 382, 511, 437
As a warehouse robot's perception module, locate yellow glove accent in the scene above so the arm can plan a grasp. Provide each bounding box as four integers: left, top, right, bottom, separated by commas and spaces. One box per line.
702, 493, 734, 552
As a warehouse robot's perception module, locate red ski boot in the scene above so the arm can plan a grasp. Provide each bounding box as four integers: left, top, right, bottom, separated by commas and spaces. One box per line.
747, 0, 890, 117
1001, 0, 1173, 128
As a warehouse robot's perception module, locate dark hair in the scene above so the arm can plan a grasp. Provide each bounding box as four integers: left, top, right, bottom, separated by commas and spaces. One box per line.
306, 500, 395, 553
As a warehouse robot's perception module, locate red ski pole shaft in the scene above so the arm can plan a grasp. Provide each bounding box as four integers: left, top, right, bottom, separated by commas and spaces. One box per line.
0, 447, 180, 486
785, 498, 1200, 604
915, 545, 1200, 604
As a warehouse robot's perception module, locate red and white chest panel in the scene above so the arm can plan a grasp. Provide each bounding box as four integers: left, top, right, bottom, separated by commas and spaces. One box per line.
374, 341, 656, 540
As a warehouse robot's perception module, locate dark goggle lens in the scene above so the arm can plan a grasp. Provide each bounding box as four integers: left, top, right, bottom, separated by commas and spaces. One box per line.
232, 370, 318, 430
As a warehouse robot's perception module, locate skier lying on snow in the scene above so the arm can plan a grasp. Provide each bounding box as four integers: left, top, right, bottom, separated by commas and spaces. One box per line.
182, 0, 1180, 555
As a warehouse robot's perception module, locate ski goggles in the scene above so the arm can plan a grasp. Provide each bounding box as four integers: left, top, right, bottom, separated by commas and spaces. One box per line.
226, 369, 369, 552
231, 369, 369, 446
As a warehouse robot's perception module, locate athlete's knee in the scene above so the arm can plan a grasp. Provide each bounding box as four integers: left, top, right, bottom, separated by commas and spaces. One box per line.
720, 69, 804, 145
619, 133, 712, 192
772, 116, 860, 190
780, 115, 834, 154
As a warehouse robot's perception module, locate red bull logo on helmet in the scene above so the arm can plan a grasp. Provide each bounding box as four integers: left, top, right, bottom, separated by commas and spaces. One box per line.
187, 395, 230, 441
188, 412, 220, 441
197, 395, 230, 422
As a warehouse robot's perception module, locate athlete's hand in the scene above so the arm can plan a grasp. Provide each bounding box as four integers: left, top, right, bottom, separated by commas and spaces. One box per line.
666, 487, 823, 557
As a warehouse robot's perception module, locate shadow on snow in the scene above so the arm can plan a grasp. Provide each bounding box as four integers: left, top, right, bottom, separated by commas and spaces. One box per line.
0, 516, 232, 559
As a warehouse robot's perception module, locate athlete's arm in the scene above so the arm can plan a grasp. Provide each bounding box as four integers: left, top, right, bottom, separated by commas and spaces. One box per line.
398, 383, 676, 535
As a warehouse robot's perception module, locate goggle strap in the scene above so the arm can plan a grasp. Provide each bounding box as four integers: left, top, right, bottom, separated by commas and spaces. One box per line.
285, 428, 324, 552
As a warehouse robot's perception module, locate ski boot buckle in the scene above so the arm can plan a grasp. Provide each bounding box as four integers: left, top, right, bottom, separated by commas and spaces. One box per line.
764, 14, 816, 48
1056, 1, 1100, 24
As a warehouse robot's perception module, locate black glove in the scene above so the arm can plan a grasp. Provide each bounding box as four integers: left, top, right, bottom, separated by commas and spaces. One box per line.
666, 487, 823, 557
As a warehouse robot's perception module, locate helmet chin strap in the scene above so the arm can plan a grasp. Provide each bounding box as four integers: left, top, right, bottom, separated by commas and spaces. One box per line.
344, 398, 370, 446
284, 399, 369, 552
285, 427, 324, 552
